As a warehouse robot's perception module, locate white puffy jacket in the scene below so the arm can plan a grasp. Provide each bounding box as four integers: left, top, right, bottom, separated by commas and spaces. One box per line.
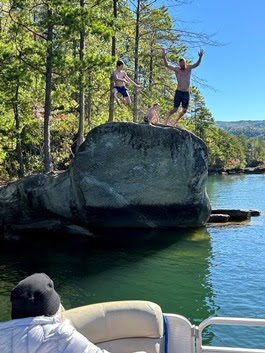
0, 314, 110, 353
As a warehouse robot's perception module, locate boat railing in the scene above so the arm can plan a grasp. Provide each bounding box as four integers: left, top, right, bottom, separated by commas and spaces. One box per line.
196, 317, 265, 353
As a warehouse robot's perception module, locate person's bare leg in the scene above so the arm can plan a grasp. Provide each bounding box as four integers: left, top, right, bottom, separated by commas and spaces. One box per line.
124, 95, 131, 105
164, 108, 178, 126
172, 108, 187, 126
149, 116, 155, 125
113, 88, 121, 107
150, 117, 158, 125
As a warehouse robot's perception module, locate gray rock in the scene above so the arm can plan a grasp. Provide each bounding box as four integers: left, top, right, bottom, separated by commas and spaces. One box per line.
211, 209, 251, 221
208, 214, 230, 222
0, 122, 211, 238
250, 209, 261, 216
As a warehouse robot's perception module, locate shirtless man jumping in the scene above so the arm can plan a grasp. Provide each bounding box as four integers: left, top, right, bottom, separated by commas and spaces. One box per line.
112, 60, 143, 106
162, 48, 204, 126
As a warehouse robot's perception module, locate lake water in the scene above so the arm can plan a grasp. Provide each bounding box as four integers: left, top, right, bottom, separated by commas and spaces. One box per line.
1, 174, 265, 349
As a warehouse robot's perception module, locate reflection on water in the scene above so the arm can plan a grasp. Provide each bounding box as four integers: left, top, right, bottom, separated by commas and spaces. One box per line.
1, 174, 265, 349
0, 227, 214, 327
206, 174, 265, 348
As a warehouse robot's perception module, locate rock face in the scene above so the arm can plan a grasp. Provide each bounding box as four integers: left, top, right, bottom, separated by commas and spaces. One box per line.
0, 122, 211, 238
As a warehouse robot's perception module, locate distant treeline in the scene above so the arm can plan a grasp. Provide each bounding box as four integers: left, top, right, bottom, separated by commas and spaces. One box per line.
216, 121, 265, 140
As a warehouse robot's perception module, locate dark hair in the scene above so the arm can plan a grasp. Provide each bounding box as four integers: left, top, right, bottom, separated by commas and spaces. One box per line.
117, 60, 124, 67
153, 103, 160, 107
179, 58, 185, 63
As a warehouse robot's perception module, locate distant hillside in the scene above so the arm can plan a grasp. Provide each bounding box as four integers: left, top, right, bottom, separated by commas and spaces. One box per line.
216, 120, 265, 139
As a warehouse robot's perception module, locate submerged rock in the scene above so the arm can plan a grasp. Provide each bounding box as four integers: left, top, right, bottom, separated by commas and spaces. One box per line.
0, 122, 211, 239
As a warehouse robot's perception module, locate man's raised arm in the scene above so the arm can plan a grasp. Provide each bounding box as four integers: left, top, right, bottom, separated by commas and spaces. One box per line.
162, 48, 176, 71
189, 49, 204, 69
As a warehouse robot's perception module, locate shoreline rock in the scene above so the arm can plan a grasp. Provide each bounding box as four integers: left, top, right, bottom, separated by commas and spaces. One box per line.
0, 122, 211, 240
208, 167, 265, 175
208, 209, 261, 224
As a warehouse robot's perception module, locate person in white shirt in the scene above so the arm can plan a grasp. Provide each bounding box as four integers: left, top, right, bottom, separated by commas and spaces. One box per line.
0, 273, 145, 353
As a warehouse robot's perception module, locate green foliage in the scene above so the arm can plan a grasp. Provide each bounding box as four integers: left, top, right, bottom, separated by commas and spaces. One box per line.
0, 0, 264, 179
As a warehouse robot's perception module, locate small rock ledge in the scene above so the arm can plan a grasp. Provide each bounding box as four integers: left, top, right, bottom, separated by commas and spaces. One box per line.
208, 209, 261, 223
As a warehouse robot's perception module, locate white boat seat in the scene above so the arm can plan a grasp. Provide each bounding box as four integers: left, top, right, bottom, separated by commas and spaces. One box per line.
63, 300, 165, 353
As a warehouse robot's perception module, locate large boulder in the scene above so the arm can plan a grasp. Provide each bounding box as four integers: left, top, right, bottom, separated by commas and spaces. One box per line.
0, 122, 211, 238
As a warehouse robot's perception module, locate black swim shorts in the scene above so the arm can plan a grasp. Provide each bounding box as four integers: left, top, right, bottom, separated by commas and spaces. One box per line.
174, 90, 190, 109
114, 86, 129, 97
144, 116, 149, 123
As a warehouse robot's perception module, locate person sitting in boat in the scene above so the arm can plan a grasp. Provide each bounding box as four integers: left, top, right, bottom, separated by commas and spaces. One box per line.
0, 273, 113, 353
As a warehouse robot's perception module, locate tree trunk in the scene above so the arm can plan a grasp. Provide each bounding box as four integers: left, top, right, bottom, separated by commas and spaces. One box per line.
108, 0, 117, 123
75, 0, 85, 153
149, 44, 153, 89
13, 83, 24, 177
44, 8, 53, 173
0, 3, 2, 32
87, 73, 92, 127
133, 0, 140, 122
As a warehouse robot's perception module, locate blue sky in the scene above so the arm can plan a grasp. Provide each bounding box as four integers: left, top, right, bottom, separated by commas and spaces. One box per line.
158, 0, 265, 122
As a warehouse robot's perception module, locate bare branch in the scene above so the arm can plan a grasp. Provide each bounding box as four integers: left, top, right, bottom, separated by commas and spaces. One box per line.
192, 73, 219, 93
128, 0, 137, 10
171, 28, 224, 47
30, 3, 45, 11
4, 8, 47, 40
164, 0, 193, 8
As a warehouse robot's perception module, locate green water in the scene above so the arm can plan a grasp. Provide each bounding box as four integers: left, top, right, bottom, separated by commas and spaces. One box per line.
1, 174, 265, 348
